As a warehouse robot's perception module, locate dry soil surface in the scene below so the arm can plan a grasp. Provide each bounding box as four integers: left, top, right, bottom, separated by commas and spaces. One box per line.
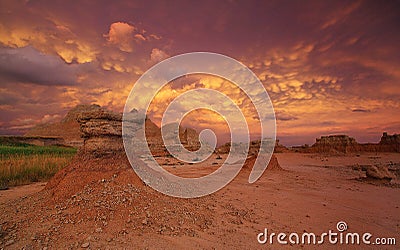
0, 182, 47, 204
1, 153, 399, 249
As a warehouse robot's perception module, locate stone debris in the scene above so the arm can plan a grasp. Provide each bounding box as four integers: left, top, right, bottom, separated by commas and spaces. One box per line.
81, 242, 90, 248
364, 165, 396, 180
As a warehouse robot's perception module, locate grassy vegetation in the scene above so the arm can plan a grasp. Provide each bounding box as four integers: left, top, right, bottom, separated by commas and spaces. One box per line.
0, 144, 77, 188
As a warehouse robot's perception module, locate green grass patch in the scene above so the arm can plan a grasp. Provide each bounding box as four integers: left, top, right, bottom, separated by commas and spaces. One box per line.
0, 145, 77, 188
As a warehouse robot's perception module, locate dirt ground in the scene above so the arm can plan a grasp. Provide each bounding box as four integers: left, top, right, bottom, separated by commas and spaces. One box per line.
0, 182, 47, 204
1, 153, 399, 249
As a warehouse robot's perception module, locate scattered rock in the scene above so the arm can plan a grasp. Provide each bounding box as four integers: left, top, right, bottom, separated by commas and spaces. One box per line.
365, 165, 396, 180
5, 239, 15, 246
81, 242, 90, 248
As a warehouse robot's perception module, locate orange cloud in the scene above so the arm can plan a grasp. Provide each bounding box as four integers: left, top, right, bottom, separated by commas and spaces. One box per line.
146, 74, 263, 143
55, 40, 96, 64
150, 48, 169, 63
105, 22, 137, 52
105, 22, 150, 53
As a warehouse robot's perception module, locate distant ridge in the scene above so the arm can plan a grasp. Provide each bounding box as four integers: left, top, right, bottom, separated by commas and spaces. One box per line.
25, 104, 102, 147
292, 133, 400, 154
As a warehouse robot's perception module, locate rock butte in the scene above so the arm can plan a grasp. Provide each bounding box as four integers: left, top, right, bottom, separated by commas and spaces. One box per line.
76, 106, 201, 157
292, 133, 400, 154
43, 105, 283, 200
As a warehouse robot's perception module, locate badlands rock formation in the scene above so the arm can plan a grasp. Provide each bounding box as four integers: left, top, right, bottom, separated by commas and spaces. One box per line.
148, 122, 201, 156
300, 133, 400, 154
216, 139, 288, 154
46, 105, 283, 200
243, 154, 283, 171
311, 135, 359, 154
26, 104, 102, 147
379, 132, 400, 152
25, 104, 201, 155
76, 106, 201, 156
77, 107, 123, 156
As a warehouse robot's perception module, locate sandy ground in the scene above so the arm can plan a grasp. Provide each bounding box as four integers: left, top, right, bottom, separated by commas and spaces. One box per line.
1, 152, 399, 249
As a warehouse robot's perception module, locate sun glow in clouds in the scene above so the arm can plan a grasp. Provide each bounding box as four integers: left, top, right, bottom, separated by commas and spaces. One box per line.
122, 52, 276, 198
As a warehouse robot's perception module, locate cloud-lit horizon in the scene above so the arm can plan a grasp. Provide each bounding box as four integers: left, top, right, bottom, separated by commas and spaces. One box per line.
0, 0, 399, 146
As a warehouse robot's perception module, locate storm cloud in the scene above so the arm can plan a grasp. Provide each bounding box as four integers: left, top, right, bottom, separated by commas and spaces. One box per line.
0, 0, 399, 145
0, 46, 84, 86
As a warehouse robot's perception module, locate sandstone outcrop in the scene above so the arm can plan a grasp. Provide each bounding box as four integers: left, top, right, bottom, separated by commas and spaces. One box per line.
148, 122, 201, 156
379, 132, 400, 152
273, 139, 290, 153
76, 106, 201, 157
77, 107, 123, 156
364, 165, 396, 180
297, 133, 400, 154
311, 135, 359, 154
216, 139, 288, 155
243, 154, 283, 171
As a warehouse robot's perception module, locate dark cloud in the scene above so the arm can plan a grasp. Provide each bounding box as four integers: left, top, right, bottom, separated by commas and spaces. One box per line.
0, 91, 18, 105
0, 46, 84, 86
87, 88, 112, 96
275, 112, 298, 121
352, 108, 371, 113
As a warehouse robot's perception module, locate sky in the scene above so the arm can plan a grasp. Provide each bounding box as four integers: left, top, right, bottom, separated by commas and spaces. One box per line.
0, 0, 399, 146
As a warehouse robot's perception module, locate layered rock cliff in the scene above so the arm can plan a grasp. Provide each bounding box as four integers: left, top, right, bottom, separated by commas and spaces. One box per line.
76, 106, 201, 156
77, 107, 123, 156
304, 133, 400, 154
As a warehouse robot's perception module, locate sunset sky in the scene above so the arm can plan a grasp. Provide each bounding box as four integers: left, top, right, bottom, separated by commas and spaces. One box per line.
0, 0, 399, 146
